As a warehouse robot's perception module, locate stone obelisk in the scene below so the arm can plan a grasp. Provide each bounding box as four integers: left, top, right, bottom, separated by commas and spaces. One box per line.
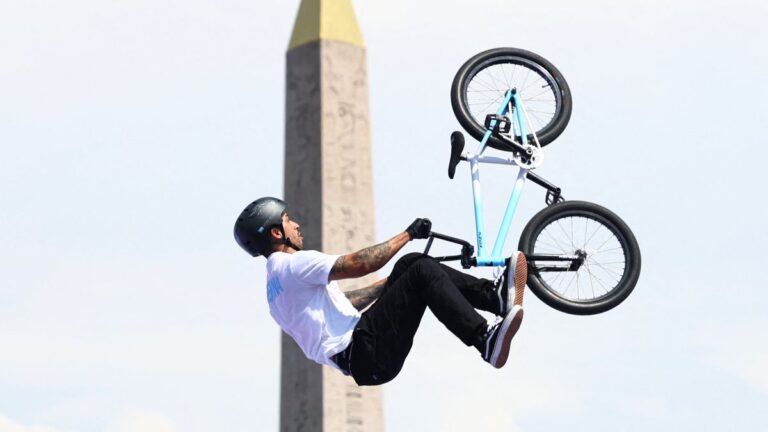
282, 0, 384, 431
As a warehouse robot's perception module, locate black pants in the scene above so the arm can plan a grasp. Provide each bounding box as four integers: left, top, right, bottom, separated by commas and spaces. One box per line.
346, 253, 498, 386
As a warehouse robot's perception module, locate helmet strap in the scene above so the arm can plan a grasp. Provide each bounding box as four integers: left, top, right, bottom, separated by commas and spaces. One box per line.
272, 225, 302, 252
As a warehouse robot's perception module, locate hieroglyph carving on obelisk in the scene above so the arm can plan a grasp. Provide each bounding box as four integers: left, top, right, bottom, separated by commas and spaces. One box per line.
281, 0, 384, 431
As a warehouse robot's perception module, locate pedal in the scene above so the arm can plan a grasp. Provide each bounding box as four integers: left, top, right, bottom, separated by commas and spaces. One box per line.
484, 114, 511, 135
448, 131, 465, 179
545, 189, 565, 205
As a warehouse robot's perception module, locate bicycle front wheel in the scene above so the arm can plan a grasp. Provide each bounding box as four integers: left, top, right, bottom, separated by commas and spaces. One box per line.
451, 48, 572, 150
518, 201, 641, 315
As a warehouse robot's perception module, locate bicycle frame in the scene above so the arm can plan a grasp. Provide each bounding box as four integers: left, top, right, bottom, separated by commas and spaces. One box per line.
426, 88, 572, 269
469, 89, 530, 266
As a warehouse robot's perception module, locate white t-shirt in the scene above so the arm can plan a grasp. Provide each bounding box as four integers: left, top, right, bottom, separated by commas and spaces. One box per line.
265, 250, 361, 371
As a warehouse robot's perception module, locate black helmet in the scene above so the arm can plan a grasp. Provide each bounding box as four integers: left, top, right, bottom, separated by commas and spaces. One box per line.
234, 197, 287, 257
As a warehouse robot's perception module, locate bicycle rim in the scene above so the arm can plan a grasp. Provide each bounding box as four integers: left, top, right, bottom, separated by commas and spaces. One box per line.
462, 56, 562, 141
530, 212, 629, 304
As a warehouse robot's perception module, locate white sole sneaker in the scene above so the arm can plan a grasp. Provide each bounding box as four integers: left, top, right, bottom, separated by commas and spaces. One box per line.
489, 305, 524, 369
498, 252, 528, 315
511, 251, 527, 307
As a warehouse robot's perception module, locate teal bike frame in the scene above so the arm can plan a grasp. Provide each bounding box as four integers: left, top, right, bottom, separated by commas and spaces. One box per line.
470, 89, 529, 266
426, 88, 563, 269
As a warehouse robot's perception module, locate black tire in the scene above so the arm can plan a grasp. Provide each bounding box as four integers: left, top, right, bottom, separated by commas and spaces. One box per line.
451, 48, 572, 150
518, 201, 641, 315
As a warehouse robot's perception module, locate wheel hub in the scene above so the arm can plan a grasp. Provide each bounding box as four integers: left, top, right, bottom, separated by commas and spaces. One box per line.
568, 249, 588, 271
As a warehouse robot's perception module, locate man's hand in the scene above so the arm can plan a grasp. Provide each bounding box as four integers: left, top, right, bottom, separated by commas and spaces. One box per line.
406, 218, 432, 240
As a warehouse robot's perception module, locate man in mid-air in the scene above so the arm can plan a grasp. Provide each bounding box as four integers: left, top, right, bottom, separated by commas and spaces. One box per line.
234, 197, 527, 386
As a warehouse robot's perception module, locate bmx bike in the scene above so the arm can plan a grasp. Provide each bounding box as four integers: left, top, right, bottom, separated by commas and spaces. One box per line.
424, 48, 641, 315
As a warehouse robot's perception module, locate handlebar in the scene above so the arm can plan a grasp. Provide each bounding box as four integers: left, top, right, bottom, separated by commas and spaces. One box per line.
423, 231, 476, 269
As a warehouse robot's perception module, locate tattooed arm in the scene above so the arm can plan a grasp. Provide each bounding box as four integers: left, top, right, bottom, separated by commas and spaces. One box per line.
328, 232, 411, 281
345, 278, 388, 311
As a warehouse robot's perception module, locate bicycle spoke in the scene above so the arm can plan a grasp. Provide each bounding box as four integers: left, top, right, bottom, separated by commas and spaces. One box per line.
467, 95, 503, 110
520, 68, 532, 95
535, 239, 566, 253
585, 221, 607, 248
576, 269, 581, 300
470, 75, 504, 96
555, 219, 574, 251
521, 98, 557, 104
501, 63, 512, 90
522, 86, 554, 100
526, 111, 548, 129
484, 70, 504, 97
571, 217, 575, 251
586, 264, 596, 298
582, 264, 603, 295
467, 86, 508, 96
468, 77, 499, 93
470, 94, 507, 118
593, 234, 616, 253
589, 260, 623, 281
545, 269, 567, 287
585, 262, 615, 291
590, 247, 624, 255
561, 271, 577, 297
542, 226, 569, 252
542, 226, 570, 253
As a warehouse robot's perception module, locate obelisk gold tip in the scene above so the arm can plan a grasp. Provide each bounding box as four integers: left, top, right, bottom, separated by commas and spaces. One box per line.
289, 0, 365, 49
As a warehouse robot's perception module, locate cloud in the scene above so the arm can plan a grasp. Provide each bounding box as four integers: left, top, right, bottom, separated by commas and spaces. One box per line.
617, 395, 664, 419
708, 350, 768, 396
0, 411, 178, 432
698, 317, 768, 396
110, 411, 176, 432
386, 318, 583, 431
0, 414, 61, 432
442, 377, 562, 432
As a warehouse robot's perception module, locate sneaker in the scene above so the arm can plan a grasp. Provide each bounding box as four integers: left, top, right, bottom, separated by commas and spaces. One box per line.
494, 251, 528, 315
481, 305, 524, 368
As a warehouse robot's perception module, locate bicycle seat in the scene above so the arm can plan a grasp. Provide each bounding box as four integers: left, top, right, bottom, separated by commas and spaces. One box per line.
448, 131, 465, 179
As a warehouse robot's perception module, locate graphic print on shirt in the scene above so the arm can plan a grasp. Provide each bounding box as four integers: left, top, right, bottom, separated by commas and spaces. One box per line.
267, 277, 284, 304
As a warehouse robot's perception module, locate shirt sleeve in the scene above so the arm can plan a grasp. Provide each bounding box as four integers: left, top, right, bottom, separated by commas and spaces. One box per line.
288, 250, 339, 286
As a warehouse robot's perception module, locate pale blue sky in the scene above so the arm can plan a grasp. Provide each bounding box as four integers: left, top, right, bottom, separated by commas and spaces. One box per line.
1, 0, 767, 431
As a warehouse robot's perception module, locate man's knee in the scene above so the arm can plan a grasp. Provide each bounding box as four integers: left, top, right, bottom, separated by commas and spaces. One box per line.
392, 252, 429, 275
401, 252, 426, 263
411, 255, 439, 270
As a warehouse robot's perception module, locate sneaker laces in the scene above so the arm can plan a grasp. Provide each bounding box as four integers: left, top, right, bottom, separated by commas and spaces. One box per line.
487, 316, 503, 335
492, 267, 504, 286
483, 316, 504, 359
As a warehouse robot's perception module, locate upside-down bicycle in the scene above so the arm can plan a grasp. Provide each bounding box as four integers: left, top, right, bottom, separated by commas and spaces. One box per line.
424, 48, 641, 315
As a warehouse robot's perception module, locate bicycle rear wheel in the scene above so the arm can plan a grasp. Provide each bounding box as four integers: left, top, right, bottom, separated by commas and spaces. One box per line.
518, 201, 641, 315
451, 48, 572, 150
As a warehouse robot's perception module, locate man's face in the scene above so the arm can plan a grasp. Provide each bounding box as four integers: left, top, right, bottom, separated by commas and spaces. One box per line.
281, 213, 304, 250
